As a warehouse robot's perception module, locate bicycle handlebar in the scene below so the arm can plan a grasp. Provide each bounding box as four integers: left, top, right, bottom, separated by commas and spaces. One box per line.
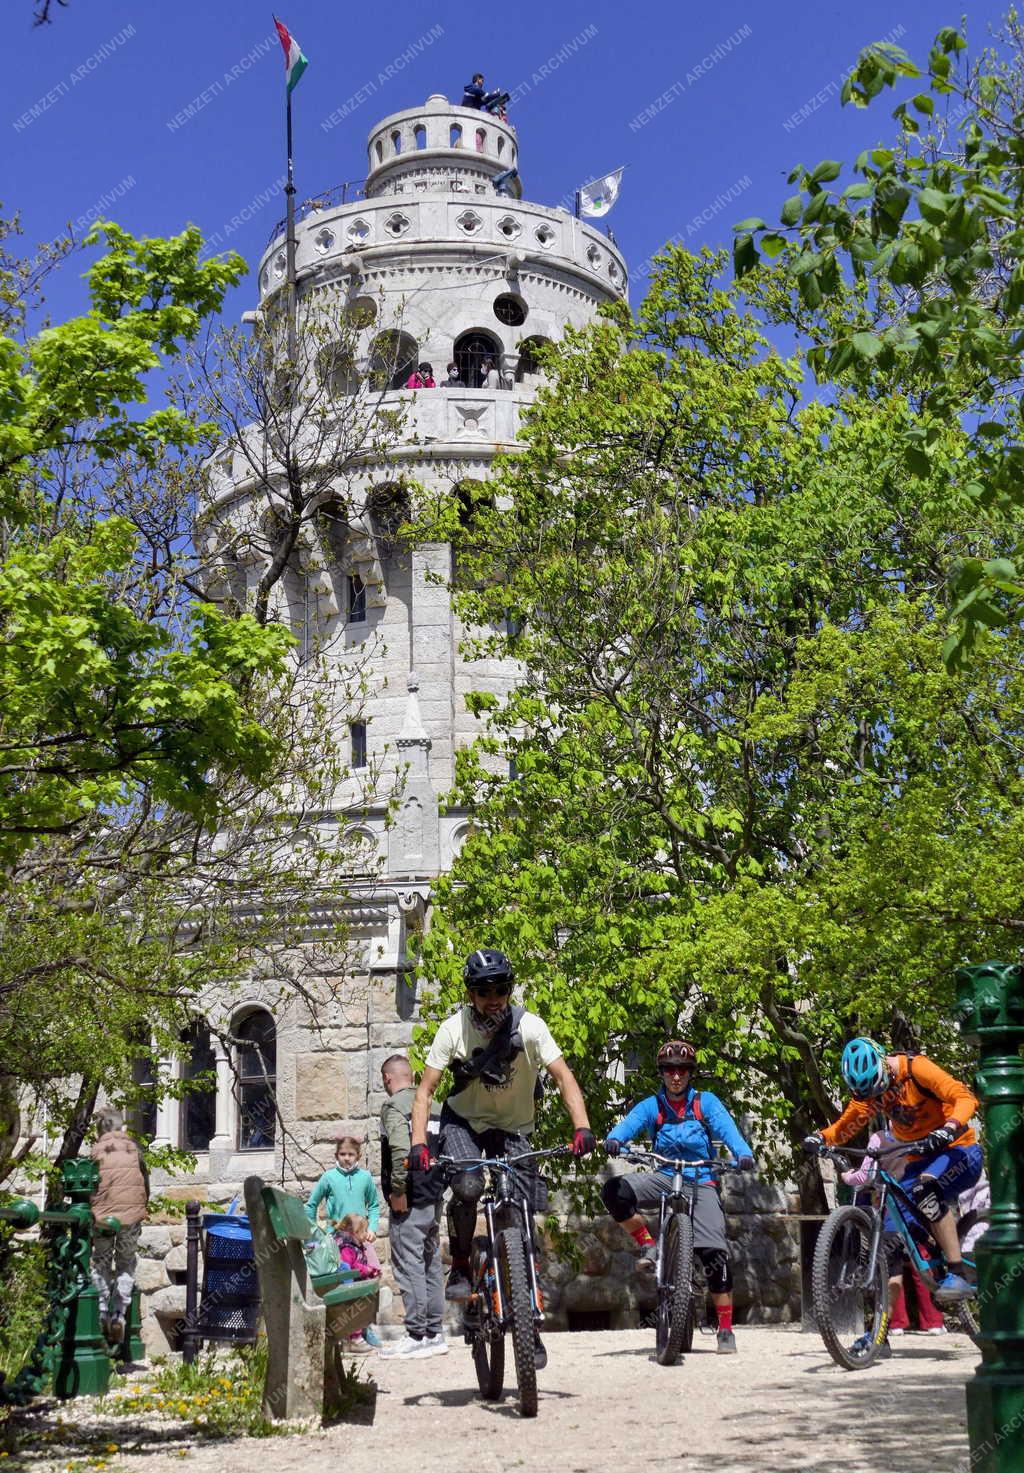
608, 1144, 746, 1172
822, 1138, 931, 1162
436, 1145, 571, 1170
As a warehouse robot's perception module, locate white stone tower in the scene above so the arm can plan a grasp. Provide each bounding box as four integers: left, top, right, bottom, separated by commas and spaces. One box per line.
193, 93, 628, 1191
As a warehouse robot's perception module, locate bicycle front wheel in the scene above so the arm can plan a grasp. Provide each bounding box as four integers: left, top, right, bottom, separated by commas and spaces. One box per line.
470, 1235, 504, 1400
811, 1206, 888, 1370
497, 1226, 538, 1417
655, 1210, 694, 1366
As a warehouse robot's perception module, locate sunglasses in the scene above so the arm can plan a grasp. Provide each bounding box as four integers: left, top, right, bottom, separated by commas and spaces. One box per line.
470, 982, 513, 998
659, 1064, 693, 1075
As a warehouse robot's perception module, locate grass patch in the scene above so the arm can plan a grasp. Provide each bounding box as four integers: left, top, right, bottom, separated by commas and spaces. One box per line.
110, 1342, 290, 1438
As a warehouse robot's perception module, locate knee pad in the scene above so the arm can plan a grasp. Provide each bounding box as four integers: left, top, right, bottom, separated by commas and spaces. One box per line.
698, 1247, 732, 1296
909, 1176, 944, 1224
601, 1175, 638, 1223
450, 1170, 485, 1206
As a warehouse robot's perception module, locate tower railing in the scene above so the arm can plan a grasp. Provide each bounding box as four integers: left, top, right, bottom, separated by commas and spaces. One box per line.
266, 179, 368, 246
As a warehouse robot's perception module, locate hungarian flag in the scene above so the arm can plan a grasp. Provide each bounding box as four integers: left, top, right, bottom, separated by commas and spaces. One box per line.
273, 16, 308, 94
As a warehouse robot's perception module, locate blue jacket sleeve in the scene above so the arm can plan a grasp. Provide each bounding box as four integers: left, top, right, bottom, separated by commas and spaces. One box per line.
606, 1097, 658, 1146
363, 1171, 381, 1232
701, 1093, 752, 1163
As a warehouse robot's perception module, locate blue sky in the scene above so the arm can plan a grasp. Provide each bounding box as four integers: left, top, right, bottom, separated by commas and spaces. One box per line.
6, 0, 1012, 327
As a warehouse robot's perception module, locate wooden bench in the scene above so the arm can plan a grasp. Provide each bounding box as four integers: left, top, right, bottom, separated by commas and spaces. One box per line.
243, 1175, 380, 1422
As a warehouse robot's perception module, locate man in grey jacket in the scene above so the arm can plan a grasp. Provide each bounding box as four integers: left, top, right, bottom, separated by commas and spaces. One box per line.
379, 1055, 448, 1359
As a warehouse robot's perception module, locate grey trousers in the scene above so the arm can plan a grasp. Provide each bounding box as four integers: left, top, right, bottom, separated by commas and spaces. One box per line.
91, 1222, 141, 1318
389, 1201, 444, 1338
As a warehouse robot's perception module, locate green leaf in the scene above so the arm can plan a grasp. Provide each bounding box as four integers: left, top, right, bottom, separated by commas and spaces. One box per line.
733, 217, 767, 233
810, 160, 842, 184
781, 195, 804, 226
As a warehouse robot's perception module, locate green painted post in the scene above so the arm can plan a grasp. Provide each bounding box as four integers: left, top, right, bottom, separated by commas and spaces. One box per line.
50, 1158, 112, 1399
117, 1287, 145, 1366
955, 960, 1024, 1472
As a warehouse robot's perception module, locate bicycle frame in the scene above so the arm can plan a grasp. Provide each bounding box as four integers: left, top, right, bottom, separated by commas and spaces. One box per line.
830, 1141, 977, 1290
616, 1147, 740, 1286
440, 1147, 567, 1326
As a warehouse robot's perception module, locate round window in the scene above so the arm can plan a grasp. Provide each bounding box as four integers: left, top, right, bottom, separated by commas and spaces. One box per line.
493, 294, 528, 327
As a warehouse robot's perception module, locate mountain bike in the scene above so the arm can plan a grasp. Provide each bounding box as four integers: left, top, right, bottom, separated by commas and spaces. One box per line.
813, 1140, 989, 1370
438, 1146, 567, 1418
613, 1147, 743, 1366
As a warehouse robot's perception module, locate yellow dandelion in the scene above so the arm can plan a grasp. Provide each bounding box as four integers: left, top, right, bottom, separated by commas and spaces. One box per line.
105, 1446, 118, 1453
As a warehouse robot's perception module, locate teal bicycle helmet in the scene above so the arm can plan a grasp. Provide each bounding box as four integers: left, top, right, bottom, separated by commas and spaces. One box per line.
841, 1037, 889, 1099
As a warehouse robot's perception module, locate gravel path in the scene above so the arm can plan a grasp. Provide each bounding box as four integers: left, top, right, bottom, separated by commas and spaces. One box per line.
16, 1326, 976, 1473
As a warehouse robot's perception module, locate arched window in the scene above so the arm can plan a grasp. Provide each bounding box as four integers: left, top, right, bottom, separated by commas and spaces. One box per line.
367, 329, 418, 390
414, 123, 426, 149
179, 1020, 216, 1151
130, 1050, 157, 1143
375, 139, 383, 162
454, 329, 503, 388
475, 127, 486, 152
234, 1010, 277, 1151
318, 344, 360, 398
497, 136, 505, 157
450, 123, 462, 147
391, 130, 402, 155
516, 335, 554, 382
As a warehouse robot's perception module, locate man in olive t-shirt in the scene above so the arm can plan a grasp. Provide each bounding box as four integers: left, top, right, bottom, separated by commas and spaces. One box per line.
409, 948, 595, 1304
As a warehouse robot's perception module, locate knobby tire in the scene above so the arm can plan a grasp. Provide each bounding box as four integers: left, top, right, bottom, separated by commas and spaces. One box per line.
655, 1210, 694, 1366
471, 1235, 504, 1400
812, 1205, 888, 1370
498, 1226, 538, 1417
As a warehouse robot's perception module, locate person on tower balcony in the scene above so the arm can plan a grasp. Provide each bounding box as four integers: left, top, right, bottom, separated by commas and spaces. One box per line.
405, 363, 435, 389
492, 166, 519, 198
461, 73, 509, 115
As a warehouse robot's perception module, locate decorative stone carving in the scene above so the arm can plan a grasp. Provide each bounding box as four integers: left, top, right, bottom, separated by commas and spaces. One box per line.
384, 211, 410, 237
456, 209, 484, 235
497, 215, 522, 240
313, 226, 335, 254
346, 218, 371, 245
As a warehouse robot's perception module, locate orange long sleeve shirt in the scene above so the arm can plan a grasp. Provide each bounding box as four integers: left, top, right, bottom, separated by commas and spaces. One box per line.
821, 1054, 977, 1157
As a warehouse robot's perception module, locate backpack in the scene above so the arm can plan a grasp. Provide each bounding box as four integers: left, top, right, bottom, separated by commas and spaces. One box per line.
651, 1090, 715, 1165
450, 1005, 528, 1090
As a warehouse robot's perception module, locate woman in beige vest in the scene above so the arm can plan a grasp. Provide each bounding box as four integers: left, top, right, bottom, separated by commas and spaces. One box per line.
90, 1108, 149, 1343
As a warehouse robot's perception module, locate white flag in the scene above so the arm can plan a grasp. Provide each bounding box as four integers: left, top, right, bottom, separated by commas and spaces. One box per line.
579, 167, 624, 218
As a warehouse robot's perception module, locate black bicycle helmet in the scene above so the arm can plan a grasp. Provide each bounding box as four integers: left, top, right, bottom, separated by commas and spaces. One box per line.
463, 948, 514, 987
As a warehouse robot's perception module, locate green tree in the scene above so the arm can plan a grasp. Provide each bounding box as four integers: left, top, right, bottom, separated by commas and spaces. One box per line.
417, 248, 1024, 1196
733, 13, 1024, 662
0, 217, 393, 1184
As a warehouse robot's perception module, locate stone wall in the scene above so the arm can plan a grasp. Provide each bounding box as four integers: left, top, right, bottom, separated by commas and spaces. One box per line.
134, 1169, 801, 1355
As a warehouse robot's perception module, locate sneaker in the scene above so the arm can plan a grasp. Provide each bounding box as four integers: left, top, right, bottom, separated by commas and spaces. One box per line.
363, 1324, 383, 1348
445, 1265, 473, 1301
636, 1244, 657, 1274
379, 1334, 422, 1359
347, 1335, 374, 1355
850, 1332, 892, 1360
716, 1329, 737, 1355
924, 1325, 949, 1336
421, 1332, 449, 1357
934, 1272, 975, 1305
533, 1334, 547, 1371
889, 1327, 906, 1336
106, 1317, 125, 1345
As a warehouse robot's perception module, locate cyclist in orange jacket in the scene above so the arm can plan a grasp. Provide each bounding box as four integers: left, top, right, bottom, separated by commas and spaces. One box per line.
804, 1039, 983, 1310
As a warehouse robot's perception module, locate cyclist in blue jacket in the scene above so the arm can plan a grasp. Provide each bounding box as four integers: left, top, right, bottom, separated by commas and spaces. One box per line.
602, 1040, 755, 1354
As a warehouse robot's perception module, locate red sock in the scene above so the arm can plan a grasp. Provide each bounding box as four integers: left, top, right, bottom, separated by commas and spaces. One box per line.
717, 1305, 733, 1333
629, 1224, 655, 1247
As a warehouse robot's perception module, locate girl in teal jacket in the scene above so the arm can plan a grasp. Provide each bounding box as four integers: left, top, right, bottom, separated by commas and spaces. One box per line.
305, 1136, 380, 1237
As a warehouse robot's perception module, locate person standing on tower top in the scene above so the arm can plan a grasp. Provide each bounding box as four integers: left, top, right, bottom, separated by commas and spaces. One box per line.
461, 73, 509, 115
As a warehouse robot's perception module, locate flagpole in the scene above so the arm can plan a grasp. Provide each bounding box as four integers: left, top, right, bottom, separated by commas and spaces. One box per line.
285, 86, 297, 369
574, 190, 581, 220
